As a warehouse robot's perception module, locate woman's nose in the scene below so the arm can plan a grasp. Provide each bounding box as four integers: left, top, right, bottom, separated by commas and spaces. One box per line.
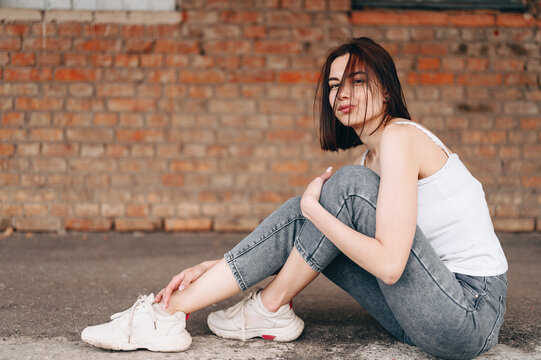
337, 83, 351, 99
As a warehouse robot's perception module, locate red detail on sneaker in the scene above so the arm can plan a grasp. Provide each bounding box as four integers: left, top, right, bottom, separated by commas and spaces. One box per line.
186, 313, 190, 321
289, 300, 293, 309
262, 335, 276, 340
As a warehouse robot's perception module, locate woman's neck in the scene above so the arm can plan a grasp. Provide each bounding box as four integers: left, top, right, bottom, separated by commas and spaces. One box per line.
357, 118, 388, 158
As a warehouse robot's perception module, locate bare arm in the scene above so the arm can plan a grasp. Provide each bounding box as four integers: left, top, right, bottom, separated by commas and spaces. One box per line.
301, 126, 419, 285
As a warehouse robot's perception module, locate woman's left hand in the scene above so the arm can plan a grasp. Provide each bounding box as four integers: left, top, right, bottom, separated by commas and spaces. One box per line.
300, 166, 333, 217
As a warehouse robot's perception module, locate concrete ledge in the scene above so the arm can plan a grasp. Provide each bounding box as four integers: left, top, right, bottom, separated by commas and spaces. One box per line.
44, 10, 93, 22
0, 8, 42, 21
0, 8, 182, 24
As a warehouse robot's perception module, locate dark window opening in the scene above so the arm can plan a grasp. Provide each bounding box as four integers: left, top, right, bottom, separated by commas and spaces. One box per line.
352, 0, 528, 12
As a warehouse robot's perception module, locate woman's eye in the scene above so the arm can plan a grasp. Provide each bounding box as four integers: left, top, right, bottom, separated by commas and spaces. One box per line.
353, 79, 366, 85
329, 83, 339, 89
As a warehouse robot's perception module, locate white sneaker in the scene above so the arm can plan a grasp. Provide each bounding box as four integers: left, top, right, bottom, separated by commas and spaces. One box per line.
81, 294, 192, 352
207, 290, 304, 342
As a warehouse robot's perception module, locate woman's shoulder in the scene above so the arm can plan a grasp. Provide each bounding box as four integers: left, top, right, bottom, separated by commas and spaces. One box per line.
381, 119, 420, 144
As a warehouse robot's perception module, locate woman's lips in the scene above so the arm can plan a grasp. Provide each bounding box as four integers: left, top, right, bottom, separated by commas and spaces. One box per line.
337, 105, 355, 113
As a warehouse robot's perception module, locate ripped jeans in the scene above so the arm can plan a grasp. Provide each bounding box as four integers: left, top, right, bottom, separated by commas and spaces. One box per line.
224, 165, 507, 360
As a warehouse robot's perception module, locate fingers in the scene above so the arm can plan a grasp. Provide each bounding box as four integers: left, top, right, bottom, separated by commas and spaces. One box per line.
155, 289, 165, 303
178, 272, 194, 291
163, 273, 184, 309
320, 166, 333, 180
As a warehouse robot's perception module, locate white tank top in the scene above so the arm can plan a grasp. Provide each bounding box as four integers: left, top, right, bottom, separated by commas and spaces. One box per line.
360, 121, 508, 276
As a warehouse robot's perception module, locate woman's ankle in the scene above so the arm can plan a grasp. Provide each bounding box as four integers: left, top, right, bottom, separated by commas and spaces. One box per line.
259, 289, 285, 313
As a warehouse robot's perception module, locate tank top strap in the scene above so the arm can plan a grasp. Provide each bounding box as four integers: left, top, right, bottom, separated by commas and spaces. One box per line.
394, 121, 451, 156
360, 148, 369, 166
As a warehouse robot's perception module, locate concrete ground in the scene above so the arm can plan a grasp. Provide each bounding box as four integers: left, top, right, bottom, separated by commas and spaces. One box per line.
0, 231, 540, 359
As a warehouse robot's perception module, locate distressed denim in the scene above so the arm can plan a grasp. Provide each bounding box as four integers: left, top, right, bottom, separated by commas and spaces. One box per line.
225, 165, 507, 360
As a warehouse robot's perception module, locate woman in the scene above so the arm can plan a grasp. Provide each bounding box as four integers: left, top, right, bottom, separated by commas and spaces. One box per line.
81, 37, 508, 359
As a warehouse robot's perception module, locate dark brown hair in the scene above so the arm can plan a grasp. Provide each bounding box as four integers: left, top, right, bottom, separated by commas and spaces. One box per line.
314, 37, 410, 151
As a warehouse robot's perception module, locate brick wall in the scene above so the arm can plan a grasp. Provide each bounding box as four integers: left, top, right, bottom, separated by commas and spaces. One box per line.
0, 1, 540, 234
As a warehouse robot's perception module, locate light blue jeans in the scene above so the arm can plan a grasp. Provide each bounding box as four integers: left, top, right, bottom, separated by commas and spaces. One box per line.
225, 165, 507, 360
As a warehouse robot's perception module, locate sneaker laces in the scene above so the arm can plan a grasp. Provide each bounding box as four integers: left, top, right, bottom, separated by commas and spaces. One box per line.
224, 293, 253, 341
110, 294, 157, 343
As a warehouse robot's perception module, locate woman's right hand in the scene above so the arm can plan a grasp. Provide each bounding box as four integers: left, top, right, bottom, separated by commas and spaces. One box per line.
155, 260, 218, 309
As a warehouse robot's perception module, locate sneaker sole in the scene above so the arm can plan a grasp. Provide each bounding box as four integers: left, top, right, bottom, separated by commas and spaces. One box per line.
207, 316, 304, 342
81, 331, 192, 352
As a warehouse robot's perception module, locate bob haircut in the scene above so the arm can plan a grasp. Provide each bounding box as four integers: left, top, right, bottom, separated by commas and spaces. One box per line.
314, 37, 411, 151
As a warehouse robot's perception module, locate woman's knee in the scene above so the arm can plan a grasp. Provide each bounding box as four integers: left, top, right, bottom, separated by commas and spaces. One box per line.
319, 165, 380, 207
331, 165, 380, 186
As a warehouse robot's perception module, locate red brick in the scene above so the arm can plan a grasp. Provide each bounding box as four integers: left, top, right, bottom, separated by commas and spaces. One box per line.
69, 158, 116, 172
457, 74, 502, 86
254, 41, 302, 54
32, 158, 67, 172
0, 144, 15, 157
51, 204, 70, 217
140, 54, 163, 67
24, 204, 48, 217
37, 53, 61, 66
114, 54, 139, 67
278, 71, 319, 83
65, 218, 112, 232
523, 144, 541, 159
417, 58, 440, 71
126, 204, 149, 217
271, 160, 309, 173
16, 98, 63, 111
0, 38, 20, 51
220, 11, 260, 23
66, 128, 113, 142
267, 11, 313, 25
230, 70, 275, 83
449, 13, 495, 27
55, 68, 99, 82
4, 68, 53, 81
125, 40, 153, 53
402, 43, 448, 56
401, 11, 449, 26
169, 160, 216, 172
203, 40, 251, 54
266, 130, 310, 143
241, 55, 264, 69
108, 98, 156, 112
30, 128, 63, 141
83, 24, 119, 37
179, 70, 225, 83
89, 54, 113, 67
41, 143, 78, 156
0, 174, 19, 186
154, 40, 199, 53
165, 218, 212, 231
22, 38, 71, 51
120, 24, 145, 38
0, 127, 26, 141
64, 53, 87, 66
74, 39, 121, 52
58, 22, 83, 36
243, 26, 266, 39
148, 70, 177, 83
467, 58, 489, 71
15, 217, 60, 231
504, 74, 538, 86
493, 218, 534, 232
1, 112, 23, 125
492, 59, 525, 71
407, 73, 454, 85
116, 129, 164, 143
10, 53, 36, 66
115, 218, 160, 232
496, 13, 536, 27
5, 24, 31, 36
96, 84, 135, 97
520, 118, 541, 130
522, 175, 541, 187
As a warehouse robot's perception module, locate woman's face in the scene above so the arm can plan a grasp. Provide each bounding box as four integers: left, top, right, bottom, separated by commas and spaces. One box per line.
328, 53, 386, 132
